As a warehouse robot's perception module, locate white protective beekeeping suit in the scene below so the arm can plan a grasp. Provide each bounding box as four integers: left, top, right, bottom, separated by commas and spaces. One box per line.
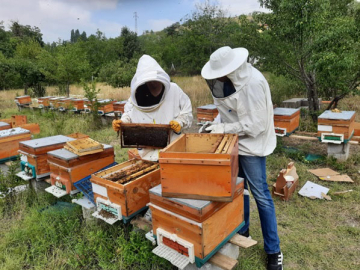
121, 55, 193, 161
201, 47, 276, 156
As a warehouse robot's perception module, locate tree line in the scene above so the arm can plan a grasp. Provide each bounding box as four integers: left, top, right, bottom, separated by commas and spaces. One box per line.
0, 0, 359, 116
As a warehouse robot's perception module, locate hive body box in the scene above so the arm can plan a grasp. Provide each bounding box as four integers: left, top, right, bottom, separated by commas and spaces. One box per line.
18, 135, 76, 179
49, 97, 62, 109
317, 110, 356, 144
0, 128, 31, 162
15, 95, 32, 105
149, 181, 244, 268
45, 144, 115, 197
273, 108, 300, 136
196, 104, 219, 123
159, 133, 238, 202
97, 99, 114, 115
113, 101, 127, 114
71, 98, 85, 111
0, 122, 11, 131
11, 115, 27, 127
355, 122, 360, 137
38, 96, 52, 107
90, 160, 161, 224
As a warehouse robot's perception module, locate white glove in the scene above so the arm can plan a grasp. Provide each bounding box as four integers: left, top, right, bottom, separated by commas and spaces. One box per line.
198, 121, 214, 133
205, 123, 225, 134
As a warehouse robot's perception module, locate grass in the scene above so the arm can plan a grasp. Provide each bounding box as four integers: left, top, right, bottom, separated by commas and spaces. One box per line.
1, 79, 360, 269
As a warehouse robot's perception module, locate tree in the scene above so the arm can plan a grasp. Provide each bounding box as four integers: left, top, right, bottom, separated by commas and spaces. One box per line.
74, 29, 80, 42
120, 27, 140, 61
254, 0, 360, 120
70, 29, 75, 43
10, 21, 44, 46
80, 31, 87, 41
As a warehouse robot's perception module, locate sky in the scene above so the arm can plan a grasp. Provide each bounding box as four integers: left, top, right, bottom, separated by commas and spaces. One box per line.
0, 0, 268, 43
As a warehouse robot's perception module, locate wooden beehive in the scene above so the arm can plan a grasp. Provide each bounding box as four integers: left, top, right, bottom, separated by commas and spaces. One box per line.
0, 128, 31, 162
159, 133, 238, 202
18, 135, 76, 179
317, 110, 356, 143
11, 115, 27, 127
66, 133, 89, 139
90, 159, 161, 224
197, 104, 219, 123
149, 182, 244, 268
15, 95, 32, 105
49, 97, 62, 108
272, 162, 299, 201
354, 122, 360, 137
38, 96, 52, 107
71, 98, 84, 111
128, 149, 141, 160
45, 144, 115, 197
113, 101, 127, 113
97, 99, 114, 114
0, 122, 11, 131
120, 123, 171, 149
273, 108, 300, 136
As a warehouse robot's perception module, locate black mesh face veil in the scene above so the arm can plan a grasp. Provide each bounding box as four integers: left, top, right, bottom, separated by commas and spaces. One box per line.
206, 79, 236, 98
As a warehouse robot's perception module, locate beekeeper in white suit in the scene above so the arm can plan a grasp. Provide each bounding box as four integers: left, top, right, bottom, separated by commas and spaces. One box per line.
112, 55, 193, 161
201, 46, 282, 270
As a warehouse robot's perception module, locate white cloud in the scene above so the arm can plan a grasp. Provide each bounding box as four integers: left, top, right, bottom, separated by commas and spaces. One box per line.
148, 19, 175, 32
217, 0, 269, 16
0, 0, 120, 43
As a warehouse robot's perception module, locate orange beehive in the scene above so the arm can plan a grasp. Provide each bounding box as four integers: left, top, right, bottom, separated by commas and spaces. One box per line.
273, 108, 300, 136
113, 101, 127, 113
49, 97, 62, 109
272, 162, 299, 201
354, 122, 360, 137
159, 133, 238, 202
0, 122, 11, 131
196, 104, 219, 123
90, 159, 161, 224
0, 128, 32, 162
149, 179, 244, 268
317, 110, 356, 143
15, 95, 32, 105
45, 145, 115, 197
18, 135, 77, 179
97, 99, 114, 115
71, 98, 85, 111
38, 96, 52, 107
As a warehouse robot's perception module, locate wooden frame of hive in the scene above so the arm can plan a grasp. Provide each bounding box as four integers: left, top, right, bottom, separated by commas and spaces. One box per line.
196, 104, 219, 123
0, 122, 11, 131
97, 99, 114, 115
0, 128, 31, 163
113, 101, 127, 114
37, 96, 52, 108
317, 110, 356, 144
149, 180, 244, 268
159, 133, 238, 202
273, 108, 300, 137
49, 97, 62, 109
70, 98, 85, 111
90, 159, 161, 224
45, 145, 115, 197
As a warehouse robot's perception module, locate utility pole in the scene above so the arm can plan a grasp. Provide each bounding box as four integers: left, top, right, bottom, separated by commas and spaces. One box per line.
133, 12, 138, 34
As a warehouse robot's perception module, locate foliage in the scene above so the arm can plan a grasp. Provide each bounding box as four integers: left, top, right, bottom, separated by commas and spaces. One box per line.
98, 59, 138, 88
252, 0, 360, 120
82, 79, 102, 128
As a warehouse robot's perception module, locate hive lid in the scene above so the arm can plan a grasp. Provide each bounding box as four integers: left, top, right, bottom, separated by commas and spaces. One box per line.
318, 110, 355, 120
48, 144, 112, 160
197, 104, 217, 110
0, 127, 30, 138
113, 101, 127, 105
0, 122, 11, 127
120, 123, 171, 149
150, 177, 243, 210
15, 95, 30, 99
20, 135, 75, 149
274, 107, 300, 116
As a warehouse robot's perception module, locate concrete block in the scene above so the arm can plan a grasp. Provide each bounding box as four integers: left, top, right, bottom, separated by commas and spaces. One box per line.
327, 143, 350, 161
30, 178, 50, 193
181, 242, 240, 270
82, 205, 96, 222
281, 98, 303, 108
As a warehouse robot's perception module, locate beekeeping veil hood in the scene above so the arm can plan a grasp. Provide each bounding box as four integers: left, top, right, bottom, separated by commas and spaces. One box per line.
201, 46, 252, 98
130, 55, 171, 111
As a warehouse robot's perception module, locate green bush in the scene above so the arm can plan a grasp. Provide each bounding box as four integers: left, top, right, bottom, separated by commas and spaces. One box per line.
98, 59, 137, 88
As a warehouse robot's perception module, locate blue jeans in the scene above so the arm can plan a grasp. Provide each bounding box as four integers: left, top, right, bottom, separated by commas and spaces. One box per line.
237, 155, 280, 254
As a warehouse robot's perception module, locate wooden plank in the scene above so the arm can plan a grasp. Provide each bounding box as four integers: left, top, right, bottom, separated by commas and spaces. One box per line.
185, 134, 223, 153
18, 123, 40, 134
229, 234, 257, 248
215, 136, 228, 154
66, 138, 103, 153
64, 145, 104, 156
209, 253, 238, 270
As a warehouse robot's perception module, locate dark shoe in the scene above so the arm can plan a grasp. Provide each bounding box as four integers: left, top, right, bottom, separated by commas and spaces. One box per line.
238, 228, 250, 238
267, 252, 283, 270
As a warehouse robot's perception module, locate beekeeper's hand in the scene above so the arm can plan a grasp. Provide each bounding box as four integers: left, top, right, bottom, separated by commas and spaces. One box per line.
205, 123, 225, 134
169, 120, 181, 134
198, 121, 213, 133
112, 119, 122, 132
